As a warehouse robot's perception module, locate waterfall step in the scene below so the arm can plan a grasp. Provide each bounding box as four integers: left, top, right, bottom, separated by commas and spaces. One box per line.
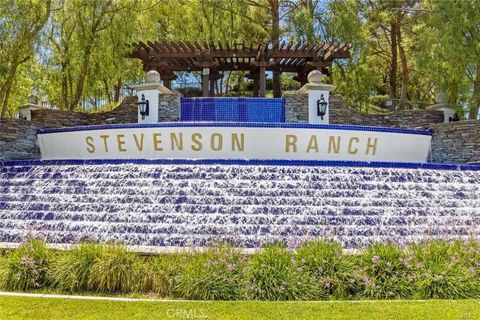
0, 162, 479, 248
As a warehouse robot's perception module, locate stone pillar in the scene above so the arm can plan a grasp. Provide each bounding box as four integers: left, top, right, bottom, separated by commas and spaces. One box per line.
131, 70, 173, 123
18, 95, 42, 121
298, 70, 335, 124
426, 92, 456, 123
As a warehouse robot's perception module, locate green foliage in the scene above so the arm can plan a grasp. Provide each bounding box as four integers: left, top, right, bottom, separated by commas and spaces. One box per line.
408, 241, 480, 299
296, 240, 351, 298
49, 243, 103, 292
245, 245, 318, 301
360, 243, 414, 299
88, 244, 139, 293
1, 239, 480, 301
176, 246, 245, 300
0, 239, 51, 290
150, 253, 188, 298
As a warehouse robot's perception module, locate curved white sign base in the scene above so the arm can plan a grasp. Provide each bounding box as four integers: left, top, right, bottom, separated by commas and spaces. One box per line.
38, 122, 432, 163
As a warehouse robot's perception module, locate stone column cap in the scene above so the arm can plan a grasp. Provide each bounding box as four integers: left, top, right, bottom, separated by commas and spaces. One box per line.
426, 103, 454, 111
298, 82, 335, 94
131, 83, 173, 94
298, 70, 335, 94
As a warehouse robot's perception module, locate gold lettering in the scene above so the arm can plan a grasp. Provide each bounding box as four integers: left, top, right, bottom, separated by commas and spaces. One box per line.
170, 133, 184, 151
85, 136, 95, 154
285, 134, 297, 153
153, 133, 163, 151
328, 136, 341, 154
366, 137, 378, 155
100, 135, 109, 152
133, 133, 144, 151
231, 133, 244, 151
348, 137, 359, 154
116, 134, 126, 152
210, 133, 223, 151
191, 133, 202, 151
306, 135, 319, 153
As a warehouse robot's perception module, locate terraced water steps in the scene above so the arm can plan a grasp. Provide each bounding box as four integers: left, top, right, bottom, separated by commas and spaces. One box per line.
0, 161, 479, 248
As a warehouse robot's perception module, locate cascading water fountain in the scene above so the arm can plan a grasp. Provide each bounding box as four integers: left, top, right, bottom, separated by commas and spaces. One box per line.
1, 160, 479, 249
1, 70, 479, 250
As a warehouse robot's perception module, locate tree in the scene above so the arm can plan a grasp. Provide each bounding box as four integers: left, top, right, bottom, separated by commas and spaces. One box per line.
417, 0, 480, 119
0, 0, 51, 118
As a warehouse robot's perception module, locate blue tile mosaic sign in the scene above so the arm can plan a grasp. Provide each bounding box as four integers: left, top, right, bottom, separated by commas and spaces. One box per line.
180, 97, 286, 122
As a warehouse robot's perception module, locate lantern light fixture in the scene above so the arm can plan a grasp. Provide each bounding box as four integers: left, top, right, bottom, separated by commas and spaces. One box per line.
137, 94, 149, 120
316, 94, 328, 120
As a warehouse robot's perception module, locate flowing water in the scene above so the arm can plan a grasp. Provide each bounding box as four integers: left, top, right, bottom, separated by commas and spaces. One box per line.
0, 162, 479, 248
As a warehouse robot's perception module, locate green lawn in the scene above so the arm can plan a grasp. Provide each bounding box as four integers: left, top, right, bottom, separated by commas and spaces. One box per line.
0, 296, 479, 320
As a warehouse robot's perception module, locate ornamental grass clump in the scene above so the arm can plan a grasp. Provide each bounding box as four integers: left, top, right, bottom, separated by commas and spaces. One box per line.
150, 253, 189, 298
88, 244, 139, 293
295, 240, 351, 299
409, 240, 480, 299
0, 239, 51, 290
360, 243, 413, 299
245, 244, 318, 301
176, 246, 244, 300
50, 243, 104, 292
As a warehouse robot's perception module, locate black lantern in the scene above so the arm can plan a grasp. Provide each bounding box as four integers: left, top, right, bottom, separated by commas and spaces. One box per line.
137, 94, 149, 120
317, 94, 328, 120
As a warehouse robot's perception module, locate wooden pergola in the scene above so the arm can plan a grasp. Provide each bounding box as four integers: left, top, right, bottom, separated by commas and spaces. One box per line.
129, 41, 351, 97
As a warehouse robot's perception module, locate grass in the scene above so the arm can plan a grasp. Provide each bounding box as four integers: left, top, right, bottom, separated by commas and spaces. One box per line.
0, 295, 479, 319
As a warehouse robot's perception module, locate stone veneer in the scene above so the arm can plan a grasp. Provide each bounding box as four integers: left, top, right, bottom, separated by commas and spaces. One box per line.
31, 96, 139, 128
0, 118, 40, 160
284, 92, 444, 128
158, 92, 181, 122
30, 93, 183, 128
430, 120, 480, 164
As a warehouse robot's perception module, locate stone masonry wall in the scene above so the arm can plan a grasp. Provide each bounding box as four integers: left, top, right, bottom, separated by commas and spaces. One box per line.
30, 93, 182, 127
284, 92, 444, 128
158, 92, 181, 122
31, 96, 139, 128
0, 118, 40, 160
430, 120, 480, 164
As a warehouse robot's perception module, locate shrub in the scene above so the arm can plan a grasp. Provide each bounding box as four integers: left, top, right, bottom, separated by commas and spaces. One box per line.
296, 240, 352, 299
88, 244, 139, 293
50, 243, 104, 292
409, 240, 480, 299
176, 246, 244, 300
360, 243, 413, 299
0, 239, 51, 290
245, 244, 318, 300
150, 253, 189, 298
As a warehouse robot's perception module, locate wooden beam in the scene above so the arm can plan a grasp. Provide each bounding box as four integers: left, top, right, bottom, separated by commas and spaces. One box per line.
259, 65, 266, 97
202, 68, 209, 97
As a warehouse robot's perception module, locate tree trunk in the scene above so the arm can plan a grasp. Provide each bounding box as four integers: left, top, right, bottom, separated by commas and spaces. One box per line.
0, 60, 20, 118
69, 46, 92, 110
271, 0, 282, 98
470, 64, 480, 120
113, 78, 122, 103
396, 19, 408, 110
389, 20, 398, 107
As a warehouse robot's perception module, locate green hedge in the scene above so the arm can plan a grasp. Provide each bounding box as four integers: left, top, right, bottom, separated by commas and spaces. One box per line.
1, 239, 479, 300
